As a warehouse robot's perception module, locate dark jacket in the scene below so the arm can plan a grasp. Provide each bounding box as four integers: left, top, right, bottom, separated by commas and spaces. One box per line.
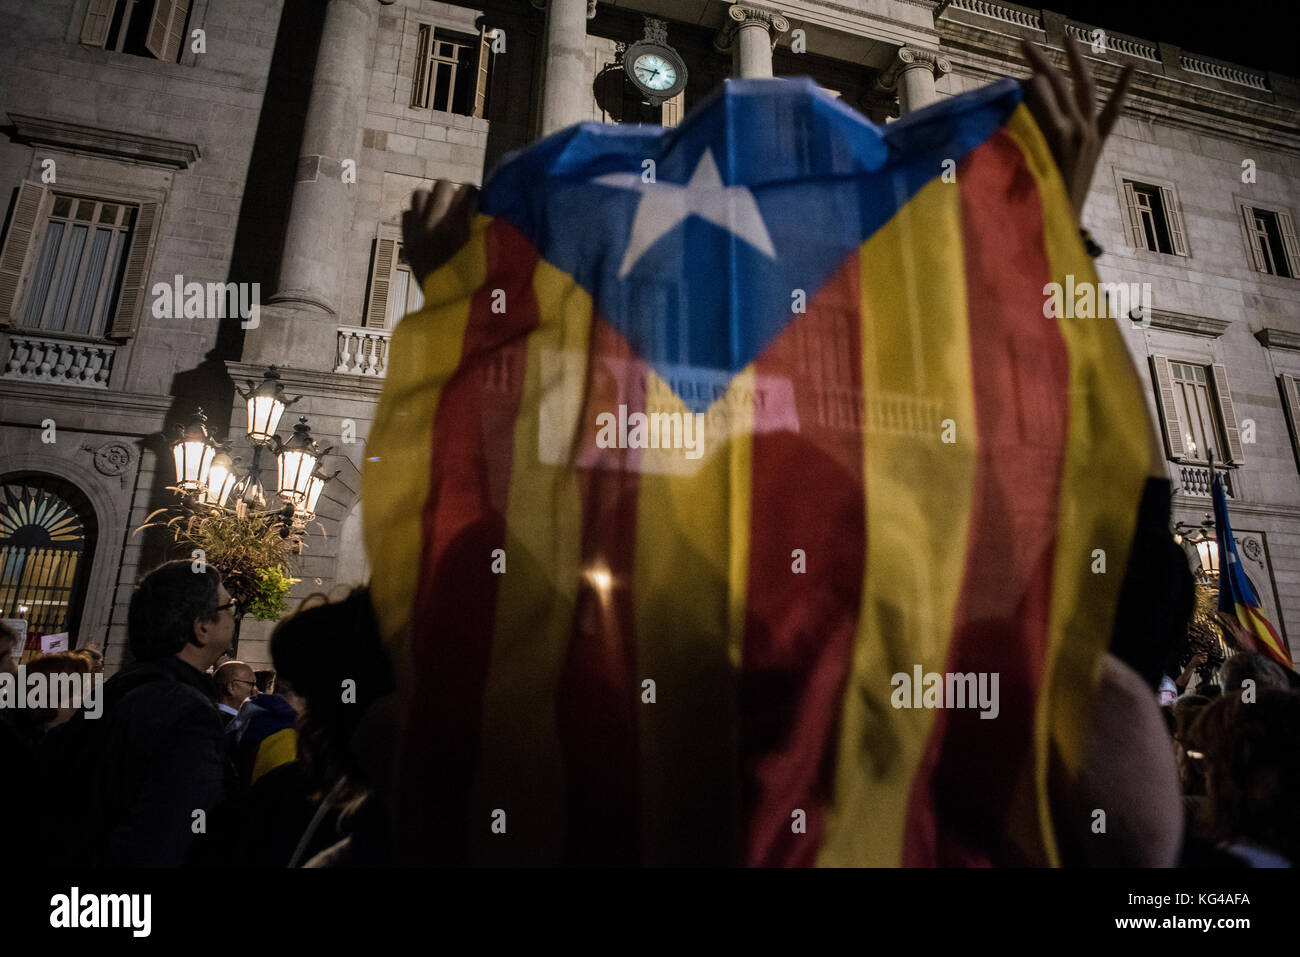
89, 656, 226, 867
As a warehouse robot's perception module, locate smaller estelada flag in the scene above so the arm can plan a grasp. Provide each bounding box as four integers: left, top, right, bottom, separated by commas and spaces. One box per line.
1213, 473, 1293, 669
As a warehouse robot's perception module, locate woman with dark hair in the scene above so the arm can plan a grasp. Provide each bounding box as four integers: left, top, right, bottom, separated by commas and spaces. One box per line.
268, 587, 398, 867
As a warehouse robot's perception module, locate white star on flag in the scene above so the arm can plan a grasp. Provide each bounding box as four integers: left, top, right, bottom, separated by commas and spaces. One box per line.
594, 148, 778, 278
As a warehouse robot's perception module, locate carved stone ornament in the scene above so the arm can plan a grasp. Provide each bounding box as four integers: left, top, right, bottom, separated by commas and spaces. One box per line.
728, 4, 791, 35
897, 46, 952, 77
1242, 537, 1262, 562
80, 441, 133, 489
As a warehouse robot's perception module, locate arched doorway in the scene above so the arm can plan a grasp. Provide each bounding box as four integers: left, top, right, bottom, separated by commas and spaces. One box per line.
0, 476, 97, 662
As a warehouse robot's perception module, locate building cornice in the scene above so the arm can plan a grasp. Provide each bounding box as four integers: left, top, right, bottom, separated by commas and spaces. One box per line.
1255, 327, 1300, 352
6, 113, 202, 170
1148, 311, 1231, 339
936, 2, 1300, 154
0, 381, 173, 414
224, 361, 388, 399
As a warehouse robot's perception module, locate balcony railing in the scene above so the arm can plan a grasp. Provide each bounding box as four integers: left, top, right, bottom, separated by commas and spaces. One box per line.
2, 332, 115, 388
335, 326, 391, 376
1177, 463, 1235, 498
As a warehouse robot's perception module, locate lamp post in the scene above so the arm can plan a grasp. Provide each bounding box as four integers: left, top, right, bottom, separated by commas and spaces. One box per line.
169, 368, 334, 540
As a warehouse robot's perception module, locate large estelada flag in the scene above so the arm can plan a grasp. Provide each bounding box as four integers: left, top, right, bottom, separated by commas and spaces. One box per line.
1213, 473, 1293, 669
363, 77, 1162, 866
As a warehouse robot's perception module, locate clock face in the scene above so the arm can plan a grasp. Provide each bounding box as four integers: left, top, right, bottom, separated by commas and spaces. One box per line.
632, 53, 677, 92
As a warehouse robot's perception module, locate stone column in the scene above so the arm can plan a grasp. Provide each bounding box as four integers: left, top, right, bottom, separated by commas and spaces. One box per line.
891, 46, 951, 114
538, 0, 596, 137
270, 0, 376, 315
243, 0, 376, 368
727, 5, 790, 78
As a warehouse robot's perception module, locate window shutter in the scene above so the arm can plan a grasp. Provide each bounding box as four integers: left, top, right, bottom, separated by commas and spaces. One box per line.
412, 25, 431, 108
1121, 181, 1144, 248
80, 0, 116, 47
1281, 374, 1300, 468
473, 26, 492, 119
365, 235, 397, 328
1160, 186, 1188, 256
1278, 210, 1300, 276
1242, 205, 1267, 272
146, 0, 192, 63
1150, 355, 1187, 460
0, 180, 47, 325
108, 202, 160, 339
1210, 362, 1244, 464
661, 90, 684, 128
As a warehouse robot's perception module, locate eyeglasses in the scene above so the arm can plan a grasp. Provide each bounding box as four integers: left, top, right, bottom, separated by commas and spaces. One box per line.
214, 600, 241, 617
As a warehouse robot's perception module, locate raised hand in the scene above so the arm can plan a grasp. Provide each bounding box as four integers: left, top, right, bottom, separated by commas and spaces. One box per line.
402, 181, 480, 286
1021, 34, 1134, 220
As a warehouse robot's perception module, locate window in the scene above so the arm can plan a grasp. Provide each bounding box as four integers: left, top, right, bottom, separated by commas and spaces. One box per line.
411, 24, 493, 117
80, 0, 191, 63
389, 245, 425, 327
0, 477, 96, 662
1280, 374, 1300, 472
1150, 356, 1244, 465
364, 228, 424, 329
21, 196, 134, 336
1242, 206, 1299, 278
0, 181, 161, 339
1121, 180, 1188, 256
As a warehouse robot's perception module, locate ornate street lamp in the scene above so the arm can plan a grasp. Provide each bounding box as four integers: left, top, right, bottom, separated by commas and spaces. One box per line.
240, 366, 295, 444
169, 369, 335, 547
276, 416, 329, 506
1174, 513, 1218, 581
199, 451, 240, 508
291, 464, 339, 527
171, 408, 218, 494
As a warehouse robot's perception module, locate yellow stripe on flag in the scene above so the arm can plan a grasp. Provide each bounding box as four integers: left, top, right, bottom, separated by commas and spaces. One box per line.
634, 367, 754, 865
818, 176, 978, 866
363, 215, 490, 664
1004, 105, 1160, 865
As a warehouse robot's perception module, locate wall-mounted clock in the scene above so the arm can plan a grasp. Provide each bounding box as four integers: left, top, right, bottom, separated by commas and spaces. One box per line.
623, 18, 687, 107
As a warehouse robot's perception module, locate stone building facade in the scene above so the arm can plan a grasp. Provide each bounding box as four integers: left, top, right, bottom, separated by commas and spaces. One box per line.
1, 0, 1297, 671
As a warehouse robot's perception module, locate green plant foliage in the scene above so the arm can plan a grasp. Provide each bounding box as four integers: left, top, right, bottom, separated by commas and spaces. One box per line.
246, 565, 301, 621
136, 501, 298, 619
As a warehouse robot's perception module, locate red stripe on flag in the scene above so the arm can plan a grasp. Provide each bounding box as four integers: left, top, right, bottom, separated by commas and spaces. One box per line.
1242, 603, 1293, 669
741, 254, 866, 866
555, 315, 646, 863
902, 130, 1070, 865
398, 219, 540, 864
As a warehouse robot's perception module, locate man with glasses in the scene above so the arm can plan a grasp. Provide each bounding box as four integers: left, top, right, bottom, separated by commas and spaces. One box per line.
214, 659, 258, 728
85, 560, 240, 866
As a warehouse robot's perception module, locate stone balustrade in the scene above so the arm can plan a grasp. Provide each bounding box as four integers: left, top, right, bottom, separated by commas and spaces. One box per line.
2, 332, 115, 388
1178, 464, 1235, 498
335, 326, 391, 376
1179, 54, 1269, 90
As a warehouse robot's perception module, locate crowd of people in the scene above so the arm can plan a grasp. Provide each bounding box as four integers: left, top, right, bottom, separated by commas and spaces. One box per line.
0, 554, 1296, 868
1163, 652, 1300, 867
0, 561, 395, 868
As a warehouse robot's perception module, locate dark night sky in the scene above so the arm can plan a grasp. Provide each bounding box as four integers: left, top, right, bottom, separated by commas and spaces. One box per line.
1035, 0, 1293, 76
